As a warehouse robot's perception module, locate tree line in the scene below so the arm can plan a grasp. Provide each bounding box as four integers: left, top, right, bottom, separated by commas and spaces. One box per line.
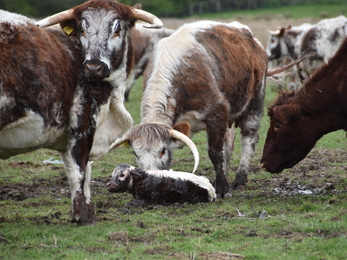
0, 0, 343, 18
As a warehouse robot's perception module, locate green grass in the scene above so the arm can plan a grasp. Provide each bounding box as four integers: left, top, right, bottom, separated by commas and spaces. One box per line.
2, 5, 347, 257
1, 78, 347, 259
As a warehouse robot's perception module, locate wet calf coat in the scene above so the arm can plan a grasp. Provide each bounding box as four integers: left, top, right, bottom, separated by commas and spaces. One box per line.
107, 164, 216, 204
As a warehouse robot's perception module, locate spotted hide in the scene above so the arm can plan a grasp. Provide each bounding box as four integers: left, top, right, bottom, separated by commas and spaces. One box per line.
110, 21, 268, 199
0, 0, 162, 225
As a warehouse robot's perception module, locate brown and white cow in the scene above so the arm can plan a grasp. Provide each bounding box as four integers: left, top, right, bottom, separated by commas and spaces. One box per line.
261, 36, 347, 174
110, 21, 268, 198
0, 0, 162, 225
125, 22, 175, 101
266, 15, 347, 89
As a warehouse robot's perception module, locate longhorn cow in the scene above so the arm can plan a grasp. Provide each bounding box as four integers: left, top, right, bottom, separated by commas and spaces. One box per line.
0, 0, 162, 225
110, 21, 268, 198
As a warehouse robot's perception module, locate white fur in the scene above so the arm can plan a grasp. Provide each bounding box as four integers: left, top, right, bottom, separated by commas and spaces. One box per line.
0, 9, 33, 26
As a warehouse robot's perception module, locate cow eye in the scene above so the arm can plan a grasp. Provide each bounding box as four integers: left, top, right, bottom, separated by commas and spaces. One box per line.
119, 173, 125, 178
160, 148, 166, 158
112, 22, 121, 37
275, 123, 282, 129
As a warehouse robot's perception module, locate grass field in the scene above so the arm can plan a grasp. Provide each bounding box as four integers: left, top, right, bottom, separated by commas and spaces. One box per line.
1, 4, 347, 260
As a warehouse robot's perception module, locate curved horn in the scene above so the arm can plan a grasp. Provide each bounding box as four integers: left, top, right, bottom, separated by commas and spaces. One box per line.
169, 129, 199, 174
268, 29, 280, 35
109, 135, 130, 151
131, 8, 163, 29
36, 9, 75, 27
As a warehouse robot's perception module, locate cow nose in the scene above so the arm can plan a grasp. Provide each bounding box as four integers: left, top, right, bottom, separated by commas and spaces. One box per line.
83, 60, 110, 79
106, 182, 111, 189
84, 63, 105, 79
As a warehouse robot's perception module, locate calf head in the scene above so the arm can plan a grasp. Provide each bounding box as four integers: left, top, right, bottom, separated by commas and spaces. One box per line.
106, 163, 142, 193
36, 0, 162, 81
261, 92, 318, 173
109, 123, 199, 173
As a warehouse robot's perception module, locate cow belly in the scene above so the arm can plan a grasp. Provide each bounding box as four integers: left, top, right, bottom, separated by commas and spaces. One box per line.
90, 99, 133, 161
175, 111, 206, 134
0, 110, 67, 159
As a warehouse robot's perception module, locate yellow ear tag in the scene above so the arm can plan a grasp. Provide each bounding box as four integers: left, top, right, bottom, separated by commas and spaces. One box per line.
63, 26, 74, 35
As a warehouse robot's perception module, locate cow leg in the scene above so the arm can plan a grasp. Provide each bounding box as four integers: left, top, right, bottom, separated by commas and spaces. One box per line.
206, 107, 232, 199
222, 127, 236, 175
61, 153, 96, 226
231, 114, 261, 190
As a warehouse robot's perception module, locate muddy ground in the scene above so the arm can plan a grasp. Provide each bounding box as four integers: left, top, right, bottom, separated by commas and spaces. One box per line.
1, 147, 346, 216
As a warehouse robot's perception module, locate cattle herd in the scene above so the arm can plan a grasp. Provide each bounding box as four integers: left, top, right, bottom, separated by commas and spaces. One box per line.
0, 0, 346, 225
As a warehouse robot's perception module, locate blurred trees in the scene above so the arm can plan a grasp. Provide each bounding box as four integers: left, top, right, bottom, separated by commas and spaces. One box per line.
0, 0, 344, 18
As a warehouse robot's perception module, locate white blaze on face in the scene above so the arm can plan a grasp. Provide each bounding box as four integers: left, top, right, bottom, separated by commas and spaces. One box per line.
79, 9, 127, 69
132, 138, 171, 171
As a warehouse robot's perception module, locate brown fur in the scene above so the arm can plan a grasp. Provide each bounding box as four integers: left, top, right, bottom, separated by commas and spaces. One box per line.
261, 37, 347, 173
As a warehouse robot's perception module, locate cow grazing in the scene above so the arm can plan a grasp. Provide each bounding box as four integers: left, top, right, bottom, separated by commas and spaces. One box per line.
106, 163, 216, 205
110, 21, 268, 198
125, 22, 175, 101
261, 37, 347, 174
266, 16, 347, 89
0, 0, 162, 225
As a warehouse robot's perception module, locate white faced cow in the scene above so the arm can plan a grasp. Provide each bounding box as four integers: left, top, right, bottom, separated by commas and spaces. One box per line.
124, 22, 175, 101
266, 15, 347, 89
0, 0, 162, 225
110, 21, 268, 198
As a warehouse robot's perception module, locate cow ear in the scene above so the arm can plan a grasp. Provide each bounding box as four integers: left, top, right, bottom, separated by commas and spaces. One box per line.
279, 27, 286, 37
60, 20, 78, 37
130, 168, 144, 180
172, 123, 191, 137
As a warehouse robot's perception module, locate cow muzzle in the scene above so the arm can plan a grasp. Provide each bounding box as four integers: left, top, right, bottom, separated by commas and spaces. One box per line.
83, 60, 110, 80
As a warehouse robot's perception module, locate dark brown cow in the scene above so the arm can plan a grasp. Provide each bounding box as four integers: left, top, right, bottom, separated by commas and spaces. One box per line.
110, 21, 268, 198
0, 0, 162, 225
261, 37, 347, 174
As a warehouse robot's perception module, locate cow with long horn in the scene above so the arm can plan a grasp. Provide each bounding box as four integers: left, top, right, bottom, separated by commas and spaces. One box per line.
109, 20, 268, 198
0, 0, 162, 226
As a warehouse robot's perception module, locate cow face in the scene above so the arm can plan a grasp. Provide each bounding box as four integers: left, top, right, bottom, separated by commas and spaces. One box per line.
132, 136, 175, 171
260, 101, 317, 173
106, 163, 134, 193
266, 27, 287, 60
77, 8, 132, 80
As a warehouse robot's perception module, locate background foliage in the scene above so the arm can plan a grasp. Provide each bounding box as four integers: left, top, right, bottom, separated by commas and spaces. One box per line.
0, 0, 345, 18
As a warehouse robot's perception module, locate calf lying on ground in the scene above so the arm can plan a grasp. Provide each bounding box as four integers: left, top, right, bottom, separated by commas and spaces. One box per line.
106, 164, 216, 205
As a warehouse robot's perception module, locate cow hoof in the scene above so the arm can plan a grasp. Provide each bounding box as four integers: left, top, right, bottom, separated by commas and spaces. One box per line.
72, 192, 97, 226
216, 191, 232, 199
224, 192, 232, 199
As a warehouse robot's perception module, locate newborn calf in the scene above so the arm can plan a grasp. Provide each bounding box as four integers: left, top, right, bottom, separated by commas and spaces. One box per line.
106, 164, 216, 205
